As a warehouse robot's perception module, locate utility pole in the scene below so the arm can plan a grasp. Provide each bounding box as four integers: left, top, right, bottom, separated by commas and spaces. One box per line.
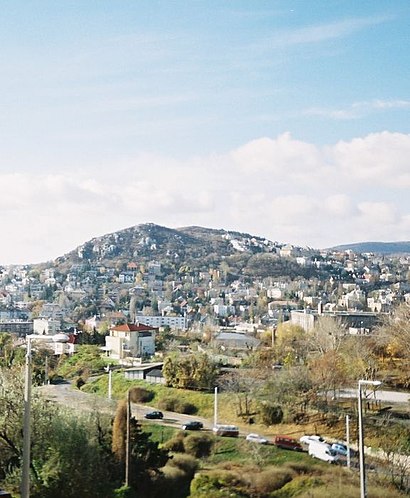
358, 380, 382, 498
346, 415, 351, 469
125, 390, 131, 487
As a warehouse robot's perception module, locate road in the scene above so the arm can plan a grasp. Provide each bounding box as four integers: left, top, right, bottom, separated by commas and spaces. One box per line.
337, 388, 410, 404
39, 382, 214, 430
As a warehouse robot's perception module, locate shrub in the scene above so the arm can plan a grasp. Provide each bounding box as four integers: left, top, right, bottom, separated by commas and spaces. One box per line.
129, 386, 154, 403
113, 485, 137, 498
184, 433, 214, 458
158, 396, 197, 415
190, 470, 246, 497
252, 468, 293, 494
167, 453, 199, 478
259, 403, 283, 426
156, 455, 199, 498
162, 432, 186, 453
75, 376, 86, 389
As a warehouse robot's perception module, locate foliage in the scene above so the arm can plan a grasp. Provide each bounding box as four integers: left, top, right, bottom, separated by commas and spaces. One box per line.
0, 333, 24, 368
129, 386, 154, 403
111, 398, 169, 494
163, 432, 186, 453
57, 345, 106, 379
183, 433, 214, 458
258, 403, 284, 426
163, 353, 218, 390
157, 396, 197, 414
274, 323, 308, 364
0, 366, 119, 497
376, 304, 410, 386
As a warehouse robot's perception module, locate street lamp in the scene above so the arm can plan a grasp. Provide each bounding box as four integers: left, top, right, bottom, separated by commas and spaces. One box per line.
21, 333, 69, 498
358, 379, 382, 498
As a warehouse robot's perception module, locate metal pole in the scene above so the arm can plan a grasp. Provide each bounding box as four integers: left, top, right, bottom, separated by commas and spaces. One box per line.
125, 390, 130, 487
108, 369, 112, 400
21, 338, 32, 498
44, 355, 49, 386
358, 384, 366, 498
346, 414, 351, 469
214, 387, 218, 427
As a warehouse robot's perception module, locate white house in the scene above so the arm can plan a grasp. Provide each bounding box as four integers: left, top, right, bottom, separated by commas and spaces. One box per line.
105, 323, 157, 360
33, 318, 61, 335
135, 314, 187, 330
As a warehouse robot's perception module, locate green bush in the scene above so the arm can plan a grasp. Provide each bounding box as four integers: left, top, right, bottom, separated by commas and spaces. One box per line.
190, 470, 247, 498
259, 403, 283, 426
184, 433, 214, 458
162, 432, 186, 453
167, 453, 199, 478
129, 386, 154, 403
158, 396, 197, 414
113, 485, 137, 498
153, 454, 199, 498
251, 467, 293, 494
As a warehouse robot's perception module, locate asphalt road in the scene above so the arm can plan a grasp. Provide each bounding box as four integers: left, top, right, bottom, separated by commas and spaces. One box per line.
39, 382, 214, 430
337, 388, 410, 404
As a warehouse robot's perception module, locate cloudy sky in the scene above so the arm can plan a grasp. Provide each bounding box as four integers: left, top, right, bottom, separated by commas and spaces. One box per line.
1, 0, 410, 264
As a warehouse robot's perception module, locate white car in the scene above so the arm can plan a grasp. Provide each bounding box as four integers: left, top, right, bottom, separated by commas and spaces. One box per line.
300, 435, 326, 445
246, 433, 269, 444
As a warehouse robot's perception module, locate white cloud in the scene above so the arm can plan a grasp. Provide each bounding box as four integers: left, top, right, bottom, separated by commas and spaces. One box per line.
2, 130, 410, 263
332, 131, 410, 187
304, 99, 410, 120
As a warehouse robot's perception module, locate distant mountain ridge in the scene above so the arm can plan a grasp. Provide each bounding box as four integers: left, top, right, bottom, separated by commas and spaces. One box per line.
331, 241, 410, 254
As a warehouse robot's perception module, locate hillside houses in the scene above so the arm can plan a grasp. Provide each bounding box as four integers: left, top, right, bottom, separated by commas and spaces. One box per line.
1, 226, 410, 345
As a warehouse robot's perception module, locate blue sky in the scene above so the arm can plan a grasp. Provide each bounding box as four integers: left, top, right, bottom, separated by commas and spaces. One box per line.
1, 1, 410, 263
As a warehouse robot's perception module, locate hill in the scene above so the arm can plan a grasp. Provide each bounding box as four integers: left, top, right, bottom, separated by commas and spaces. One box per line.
53, 223, 318, 280
331, 241, 410, 255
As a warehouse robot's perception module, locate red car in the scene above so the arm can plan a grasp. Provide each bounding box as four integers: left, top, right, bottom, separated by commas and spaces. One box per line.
273, 435, 303, 452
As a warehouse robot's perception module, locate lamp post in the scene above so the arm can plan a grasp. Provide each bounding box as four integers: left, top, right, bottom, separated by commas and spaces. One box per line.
21, 333, 69, 498
358, 379, 382, 498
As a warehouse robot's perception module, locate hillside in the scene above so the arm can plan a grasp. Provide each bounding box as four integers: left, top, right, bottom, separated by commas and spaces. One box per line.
52, 223, 318, 280
331, 241, 410, 255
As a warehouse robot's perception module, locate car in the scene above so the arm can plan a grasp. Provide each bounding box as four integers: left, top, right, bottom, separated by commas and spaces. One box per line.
300, 435, 326, 445
308, 441, 340, 464
182, 421, 203, 431
212, 425, 239, 437
246, 433, 269, 444
144, 410, 164, 419
273, 435, 303, 451
331, 442, 355, 457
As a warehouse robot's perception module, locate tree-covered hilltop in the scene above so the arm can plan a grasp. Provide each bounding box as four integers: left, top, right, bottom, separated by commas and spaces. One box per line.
45, 223, 320, 281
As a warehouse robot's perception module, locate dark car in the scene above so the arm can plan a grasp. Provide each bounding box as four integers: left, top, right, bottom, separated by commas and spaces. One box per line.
144, 411, 164, 420
182, 421, 203, 431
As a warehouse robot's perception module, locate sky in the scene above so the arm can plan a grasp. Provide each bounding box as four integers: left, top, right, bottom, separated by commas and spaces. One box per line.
1, 0, 410, 264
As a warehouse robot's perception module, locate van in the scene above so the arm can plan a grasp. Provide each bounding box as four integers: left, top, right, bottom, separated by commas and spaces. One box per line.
308, 441, 339, 463
273, 435, 303, 452
213, 424, 239, 437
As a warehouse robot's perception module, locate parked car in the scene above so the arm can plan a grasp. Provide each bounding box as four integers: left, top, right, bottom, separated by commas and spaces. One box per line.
273, 435, 303, 451
246, 433, 269, 444
182, 421, 203, 431
308, 441, 340, 464
331, 442, 355, 457
300, 435, 326, 445
212, 424, 239, 437
144, 410, 164, 419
